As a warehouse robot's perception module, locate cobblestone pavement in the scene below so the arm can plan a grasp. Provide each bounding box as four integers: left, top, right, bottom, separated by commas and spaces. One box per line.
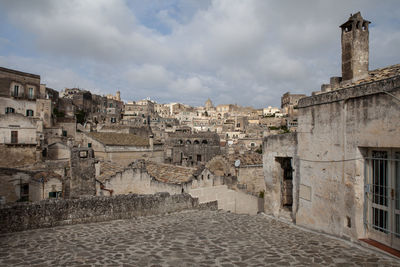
1, 210, 399, 266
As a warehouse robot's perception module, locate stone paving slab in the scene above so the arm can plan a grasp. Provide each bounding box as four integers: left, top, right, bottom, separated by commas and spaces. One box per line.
0, 210, 399, 266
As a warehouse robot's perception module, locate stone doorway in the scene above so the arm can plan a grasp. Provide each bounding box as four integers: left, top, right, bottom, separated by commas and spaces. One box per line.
277, 157, 293, 211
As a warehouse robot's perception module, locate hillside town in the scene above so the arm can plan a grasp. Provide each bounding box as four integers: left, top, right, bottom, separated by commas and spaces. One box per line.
1, 10, 400, 265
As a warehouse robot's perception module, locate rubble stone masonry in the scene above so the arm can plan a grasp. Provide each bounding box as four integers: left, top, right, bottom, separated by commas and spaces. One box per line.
0, 192, 217, 233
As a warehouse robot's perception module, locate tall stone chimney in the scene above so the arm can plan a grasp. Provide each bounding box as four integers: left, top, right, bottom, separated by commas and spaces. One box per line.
340, 12, 370, 82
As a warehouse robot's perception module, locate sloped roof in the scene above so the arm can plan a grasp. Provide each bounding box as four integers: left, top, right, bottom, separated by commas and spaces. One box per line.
341, 64, 400, 89
145, 161, 197, 184
97, 161, 125, 183
87, 132, 149, 146
226, 152, 262, 166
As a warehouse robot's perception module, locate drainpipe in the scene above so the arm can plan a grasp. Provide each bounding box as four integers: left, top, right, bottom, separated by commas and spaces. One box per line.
100, 183, 114, 196
96, 179, 113, 196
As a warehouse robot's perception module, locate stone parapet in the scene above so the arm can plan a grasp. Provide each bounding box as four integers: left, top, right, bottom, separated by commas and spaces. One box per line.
298, 75, 400, 108
0, 193, 217, 233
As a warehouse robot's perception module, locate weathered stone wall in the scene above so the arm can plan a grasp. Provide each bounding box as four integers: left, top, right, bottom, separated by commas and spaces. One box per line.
99, 167, 187, 196
296, 82, 400, 242
165, 132, 221, 166
263, 133, 298, 217
0, 114, 39, 145
0, 97, 37, 116
0, 193, 217, 233
189, 185, 261, 215
0, 145, 37, 167
81, 133, 164, 166
69, 148, 96, 198
0, 67, 40, 99
237, 166, 265, 195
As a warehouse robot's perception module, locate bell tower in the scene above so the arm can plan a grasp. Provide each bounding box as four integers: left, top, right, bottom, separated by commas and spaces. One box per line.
340, 12, 370, 82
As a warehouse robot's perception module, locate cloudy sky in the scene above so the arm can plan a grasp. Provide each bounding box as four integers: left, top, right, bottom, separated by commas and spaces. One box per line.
0, 0, 399, 108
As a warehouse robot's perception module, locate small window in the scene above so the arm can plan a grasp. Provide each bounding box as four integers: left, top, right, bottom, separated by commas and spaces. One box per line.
186, 140, 191, 144
88, 143, 92, 148
62, 130, 67, 137
109, 103, 113, 108
197, 154, 202, 162
26, 109, 34, 116
194, 140, 200, 145
5, 107, 15, 114
20, 183, 29, 202
111, 117, 116, 123
79, 151, 88, 158
202, 140, 208, 144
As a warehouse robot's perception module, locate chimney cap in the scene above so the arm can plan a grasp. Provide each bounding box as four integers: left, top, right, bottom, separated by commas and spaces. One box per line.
340, 12, 370, 29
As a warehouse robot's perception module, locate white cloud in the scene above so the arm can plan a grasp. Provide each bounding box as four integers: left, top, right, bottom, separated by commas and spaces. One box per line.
0, 0, 399, 107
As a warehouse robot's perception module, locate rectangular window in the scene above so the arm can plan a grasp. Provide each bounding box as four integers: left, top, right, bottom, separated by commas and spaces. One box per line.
20, 183, 29, 202
5, 107, 15, 114
62, 130, 67, 137
26, 109, 34, 116
11, 131, 18, 144
13, 85, 19, 97
49, 191, 62, 199
28, 87, 34, 99
365, 149, 400, 240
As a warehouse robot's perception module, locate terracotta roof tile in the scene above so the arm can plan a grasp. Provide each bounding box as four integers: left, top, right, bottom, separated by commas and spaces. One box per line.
227, 152, 262, 166
97, 161, 125, 183
87, 132, 149, 146
340, 64, 400, 89
145, 162, 197, 184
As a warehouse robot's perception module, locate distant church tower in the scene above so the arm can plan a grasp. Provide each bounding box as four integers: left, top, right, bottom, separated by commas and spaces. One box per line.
205, 98, 214, 110
340, 12, 370, 82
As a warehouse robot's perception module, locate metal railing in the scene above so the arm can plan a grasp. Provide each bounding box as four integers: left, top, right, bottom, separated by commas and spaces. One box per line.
364, 154, 400, 239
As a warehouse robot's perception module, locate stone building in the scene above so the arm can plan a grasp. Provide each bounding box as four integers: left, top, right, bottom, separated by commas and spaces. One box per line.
61, 88, 123, 124
96, 160, 201, 196
123, 100, 156, 126
164, 132, 221, 166
154, 103, 171, 118
0, 167, 63, 203
0, 113, 43, 167
95, 159, 261, 215
263, 12, 400, 250
281, 92, 306, 115
80, 132, 164, 166
0, 67, 41, 117
206, 152, 264, 196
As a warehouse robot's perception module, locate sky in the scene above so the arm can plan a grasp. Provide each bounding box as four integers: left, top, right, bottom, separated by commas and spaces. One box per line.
0, 0, 399, 108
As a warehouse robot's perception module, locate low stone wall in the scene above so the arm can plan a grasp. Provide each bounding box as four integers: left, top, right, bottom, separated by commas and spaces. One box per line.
189, 185, 261, 215
0, 193, 217, 233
